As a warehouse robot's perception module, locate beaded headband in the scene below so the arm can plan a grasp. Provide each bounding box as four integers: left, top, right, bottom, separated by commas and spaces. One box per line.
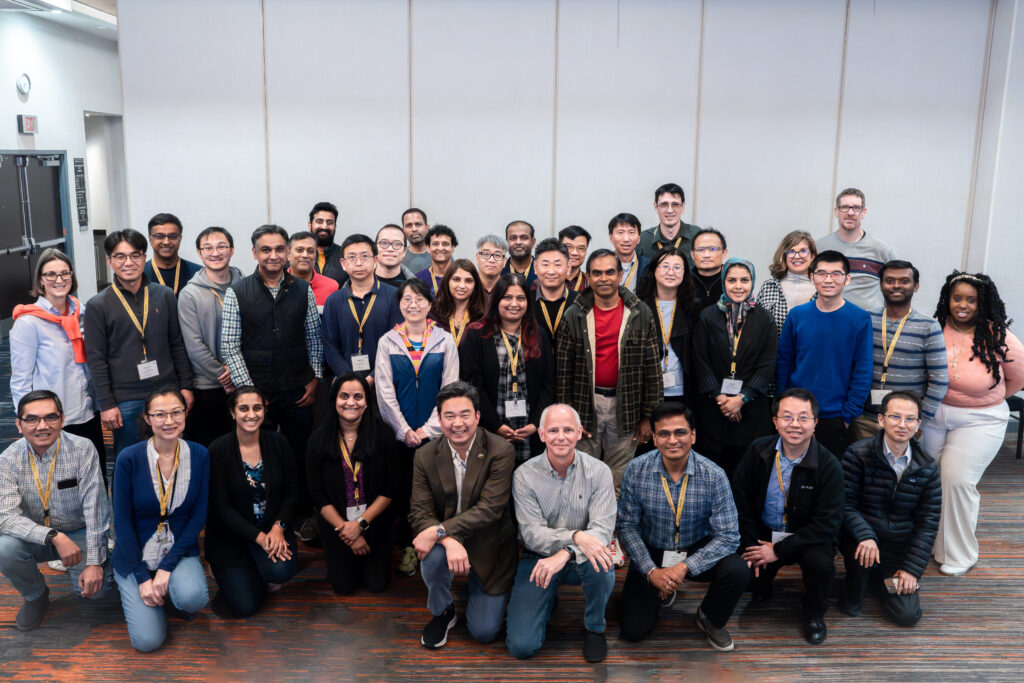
950, 273, 982, 285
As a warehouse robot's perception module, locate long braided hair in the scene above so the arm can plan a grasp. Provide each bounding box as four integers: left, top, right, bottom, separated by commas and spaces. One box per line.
934, 271, 1012, 387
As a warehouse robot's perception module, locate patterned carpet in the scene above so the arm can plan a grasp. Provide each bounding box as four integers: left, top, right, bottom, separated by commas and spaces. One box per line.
1, 341, 1022, 681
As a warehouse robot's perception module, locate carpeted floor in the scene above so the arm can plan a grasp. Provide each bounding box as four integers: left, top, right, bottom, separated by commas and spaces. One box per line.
1, 340, 1022, 681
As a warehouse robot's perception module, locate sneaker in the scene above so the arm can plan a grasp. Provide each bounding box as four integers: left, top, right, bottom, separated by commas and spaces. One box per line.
582, 630, 608, 663
837, 597, 862, 617
266, 582, 283, 593
47, 559, 69, 572
17, 587, 49, 631
660, 590, 677, 608
609, 537, 625, 567
939, 563, 970, 576
295, 518, 321, 545
397, 546, 418, 577
421, 603, 457, 649
696, 607, 734, 652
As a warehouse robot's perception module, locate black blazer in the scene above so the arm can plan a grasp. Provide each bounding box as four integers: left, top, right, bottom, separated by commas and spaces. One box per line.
640, 293, 699, 403
205, 430, 298, 568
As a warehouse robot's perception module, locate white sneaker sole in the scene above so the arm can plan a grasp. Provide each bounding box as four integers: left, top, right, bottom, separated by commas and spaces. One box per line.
421, 614, 458, 649
696, 613, 734, 652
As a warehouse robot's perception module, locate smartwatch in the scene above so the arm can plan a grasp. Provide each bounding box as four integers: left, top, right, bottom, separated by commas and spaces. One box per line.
436, 525, 447, 539
357, 517, 370, 531
563, 546, 576, 563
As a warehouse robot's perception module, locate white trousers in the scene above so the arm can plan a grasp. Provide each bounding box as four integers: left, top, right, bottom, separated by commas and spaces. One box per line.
921, 401, 1010, 569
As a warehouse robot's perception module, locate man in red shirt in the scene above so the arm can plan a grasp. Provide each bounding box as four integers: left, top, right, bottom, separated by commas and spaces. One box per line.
288, 231, 339, 313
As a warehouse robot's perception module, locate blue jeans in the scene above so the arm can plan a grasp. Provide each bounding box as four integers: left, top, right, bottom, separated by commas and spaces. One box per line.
210, 538, 298, 618
114, 555, 209, 653
420, 544, 507, 643
113, 399, 146, 458
0, 527, 114, 601
506, 555, 616, 658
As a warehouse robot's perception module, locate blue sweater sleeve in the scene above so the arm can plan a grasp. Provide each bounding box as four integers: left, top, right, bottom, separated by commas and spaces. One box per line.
322, 293, 353, 377
843, 310, 875, 424
158, 444, 209, 573
111, 445, 151, 585
775, 313, 797, 391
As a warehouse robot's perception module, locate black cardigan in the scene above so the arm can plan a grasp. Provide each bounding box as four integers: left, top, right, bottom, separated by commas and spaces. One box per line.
640, 293, 699, 403
205, 430, 298, 568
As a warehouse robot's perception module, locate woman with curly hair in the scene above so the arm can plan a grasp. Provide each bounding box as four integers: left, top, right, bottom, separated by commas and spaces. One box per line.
921, 272, 1024, 576
429, 258, 487, 346
755, 231, 817, 335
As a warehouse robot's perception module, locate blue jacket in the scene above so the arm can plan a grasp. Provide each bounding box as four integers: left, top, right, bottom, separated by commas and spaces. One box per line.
322, 278, 401, 377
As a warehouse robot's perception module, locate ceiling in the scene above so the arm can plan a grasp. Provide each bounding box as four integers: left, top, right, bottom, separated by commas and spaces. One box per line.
0, 0, 117, 41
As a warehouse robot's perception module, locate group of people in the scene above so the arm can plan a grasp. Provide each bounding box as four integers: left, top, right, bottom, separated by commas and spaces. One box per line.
2, 184, 1021, 660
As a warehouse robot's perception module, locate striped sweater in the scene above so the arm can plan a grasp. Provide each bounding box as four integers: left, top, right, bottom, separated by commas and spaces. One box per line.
863, 307, 948, 420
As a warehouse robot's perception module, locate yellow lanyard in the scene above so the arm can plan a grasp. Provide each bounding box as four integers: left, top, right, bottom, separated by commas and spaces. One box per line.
539, 292, 568, 336
621, 259, 639, 289
660, 472, 690, 546
880, 309, 912, 385
774, 451, 789, 526
513, 258, 533, 279
157, 441, 181, 534
729, 327, 744, 377
339, 438, 362, 503
450, 311, 469, 345
29, 437, 60, 526
207, 288, 224, 307
570, 271, 585, 292
317, 249, 326, 273
429, 269, 442, 294
657, 300, 676, 370
347, 292, 378, 353
152, 259, 182, 294
500, 329, 523, 395
656, 236, 683, 251
112, 284, 150, 357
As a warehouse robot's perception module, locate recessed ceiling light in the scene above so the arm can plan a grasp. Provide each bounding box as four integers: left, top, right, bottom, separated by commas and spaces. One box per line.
51, 9, 62, 13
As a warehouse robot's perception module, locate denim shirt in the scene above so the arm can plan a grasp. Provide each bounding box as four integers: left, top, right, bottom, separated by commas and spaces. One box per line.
760, 437, 807, 531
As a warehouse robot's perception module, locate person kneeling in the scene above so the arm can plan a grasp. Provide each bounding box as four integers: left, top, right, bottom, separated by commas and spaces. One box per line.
506, 404, 617, 663
617, 402, 750, 651
839, 391, 939, 626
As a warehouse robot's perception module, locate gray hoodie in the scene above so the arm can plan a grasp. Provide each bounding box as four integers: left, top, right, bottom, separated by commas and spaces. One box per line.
178, 266, 244, 389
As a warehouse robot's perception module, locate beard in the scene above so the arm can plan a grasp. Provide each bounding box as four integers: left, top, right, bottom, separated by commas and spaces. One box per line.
315, 230, 335, 248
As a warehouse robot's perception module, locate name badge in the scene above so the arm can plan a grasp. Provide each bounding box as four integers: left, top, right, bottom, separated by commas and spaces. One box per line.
720, 378, 744, 395
771, 531, 793, 545
871, 389, 891, 406
155, 526, 174, 561
505, 399, 528, 418
346, 504, 367, 521
137, 359, 159, 380
662, 550, 687, 568
662, 371, 677, 389
351, 354, 371, 372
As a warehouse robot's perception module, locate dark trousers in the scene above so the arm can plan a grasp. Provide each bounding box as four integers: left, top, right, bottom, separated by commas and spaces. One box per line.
210, 536, 298, 618
64, 415, 107, 488
263, 387, 313, 514
184, 387, 232, 447
841, 546, 922, 627
753, 543, 835, 618
620, 547, 750, 642
815, 417, 850, 458
708, 445, 747, 482
317, 517, 391, 595
395, 443, 416, 547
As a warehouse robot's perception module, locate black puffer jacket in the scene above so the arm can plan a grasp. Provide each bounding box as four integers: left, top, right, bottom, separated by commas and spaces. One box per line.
840, 431, 941, 578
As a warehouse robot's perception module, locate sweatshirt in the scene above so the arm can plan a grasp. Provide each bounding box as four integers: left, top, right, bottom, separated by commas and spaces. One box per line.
178, 267, 244, 390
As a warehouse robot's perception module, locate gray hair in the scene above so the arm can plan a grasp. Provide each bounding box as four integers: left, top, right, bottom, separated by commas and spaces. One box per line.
539, 403, 583, 431
476, 234, 507, 253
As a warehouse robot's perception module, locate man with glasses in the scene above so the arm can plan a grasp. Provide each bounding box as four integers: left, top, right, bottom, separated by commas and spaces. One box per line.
143, 213, 202, 298
86, 229, 194, 457
558, 226, 591, 292
308, 201, 348, 285
474, 235, 508, 299
0, 390, 113, 630
732, 388, 845, 645
375, 224, 417, 289
690, 228, 729, 310
776, 250, 873, 457
639, 183, 701, 264
502, 220, 539, 287
816, 188, 896, 310
401, 208, 433, 275
178, 227, 244, 446
839, 391, 939, 626
287, 230, 339, 312
532, 239, 576, 350
617, 402, 748, 651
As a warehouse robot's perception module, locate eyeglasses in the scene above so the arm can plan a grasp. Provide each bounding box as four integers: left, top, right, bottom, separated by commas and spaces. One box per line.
477, 251, 505, 261
377, 240, 405, 251
812, 270, 846, 280
150, 232, 181, 242
837, 205, 864, 214
344, 254, 374, 264
656, 201, 683, 210
41, 270, 73, 283
883, 414, 921, 427
693, 246, 722, 254
657, 263, 684, 274
110, 252, 146, 265
18, 413, 62, 426
563, 245, 587, 254
400, 297, 427, 306
775, 415, 815, 425
785, 248, 810, 258
147, 409, 186, 422
199, 244, 232, 254
655, 428, 691, 439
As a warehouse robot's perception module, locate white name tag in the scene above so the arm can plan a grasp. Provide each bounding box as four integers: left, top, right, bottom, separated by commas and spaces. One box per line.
505, 399, 528, 418
351, 354, 371, 372
663, 372, 677, 388
346, 504, 367, 521
871, 389, 891, 406
662, 550, 687, 568
137, 359, 159, 380
771, 531, 793, 544
720, 378, 744, 395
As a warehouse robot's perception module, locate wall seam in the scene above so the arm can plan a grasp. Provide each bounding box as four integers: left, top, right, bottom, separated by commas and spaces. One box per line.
408, 0, 414, 207
260, 0, 272, 223
550, 0, 560, 237
829, 0, 851, 233
691, 0, 706, 223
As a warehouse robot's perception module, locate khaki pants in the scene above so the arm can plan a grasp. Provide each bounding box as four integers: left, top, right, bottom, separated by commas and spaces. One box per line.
849, 413, 882, 442
577, 393, 636, 495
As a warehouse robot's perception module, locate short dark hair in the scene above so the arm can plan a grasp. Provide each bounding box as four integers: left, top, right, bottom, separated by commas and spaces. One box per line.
835, 188, 866, 208
341, 233, 377, 257
506, 220, 535, 238
195, 227, 234, 250
377, 224, 407, 246
309, 202, 338, 222
397, 277, 434, 304
879, 259, 920, 284
607, 212, 641, 235
104, 229, 148, 256
288, 230, 316, 247
810, 250, 850, 275
227, 385, 267, 411
649, 400, 695, 432
147, 213, 182, 234
534, 238, 568, 260
426, 224, 458, 248
692, 227, 727, 250
250, 224, 289, 247
436, 381, 481, 413
558, 225, 592, 244
31, 248, 77, 298
17, 390, 63, 418
880, 390, 922, 416
773, 388, 819, 419
402, 207, 427, 224
654, 183, 686, 204
586, 248, 622, 274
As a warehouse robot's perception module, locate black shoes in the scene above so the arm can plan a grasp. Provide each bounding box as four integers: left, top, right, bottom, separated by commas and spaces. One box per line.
421, 603, 457, 649
17, 587, 49, 631
583, 630, 607, 663
804, 616, 827, 645
295, 518, 321, 546
838, 597, 862, 617
696, 607, 735, 652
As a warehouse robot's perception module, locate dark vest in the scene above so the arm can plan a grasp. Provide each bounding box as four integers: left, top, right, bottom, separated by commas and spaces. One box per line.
233, 272, 314, 392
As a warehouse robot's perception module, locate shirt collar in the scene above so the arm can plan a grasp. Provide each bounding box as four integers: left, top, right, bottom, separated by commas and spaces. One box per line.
882, 437, 910, 466
657, 450, 696, 481
774, 437, 808, 466
544, 449, 578, 479
25, 435, 61, 462
448, 432, 478, 465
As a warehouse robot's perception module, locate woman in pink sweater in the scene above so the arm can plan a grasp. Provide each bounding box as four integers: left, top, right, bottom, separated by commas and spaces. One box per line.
921, 272, 1024, 576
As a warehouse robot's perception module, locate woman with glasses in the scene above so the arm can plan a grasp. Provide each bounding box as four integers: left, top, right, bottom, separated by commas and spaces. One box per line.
692, 258, 778, 478
111, 387, 209, 652
430, 258, 487, 346
756, 231, 818, 335
459, 273, 553, 463
308, 373, 399, 594
375, 278, 459, 577
206, 386, 298, 617
637, 248, 702, 405
920, 272, 1024, 576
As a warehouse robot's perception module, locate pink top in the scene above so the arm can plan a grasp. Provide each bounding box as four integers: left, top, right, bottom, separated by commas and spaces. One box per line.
942, 324, 1024, 408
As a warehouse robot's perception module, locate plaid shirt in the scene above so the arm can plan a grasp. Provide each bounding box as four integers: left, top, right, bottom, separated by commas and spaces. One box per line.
0, 432, 110, 566
554, 287, 663, 437
495, 331, 528, 462
616, 450, 739, 576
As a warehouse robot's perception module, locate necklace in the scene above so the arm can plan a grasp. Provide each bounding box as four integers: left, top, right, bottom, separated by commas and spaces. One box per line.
949, 323, 975, 381
950, 320, 976, 336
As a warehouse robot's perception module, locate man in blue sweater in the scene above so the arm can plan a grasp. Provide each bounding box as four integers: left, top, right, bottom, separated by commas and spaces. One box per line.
776, 250, 873, 457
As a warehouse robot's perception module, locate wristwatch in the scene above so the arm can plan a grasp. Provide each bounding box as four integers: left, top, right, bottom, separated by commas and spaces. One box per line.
435, 525, 447, 539
276, 521, 287, 530
44, 529, 58, 546
357, 517, 370, 531
563, 546, 576, 563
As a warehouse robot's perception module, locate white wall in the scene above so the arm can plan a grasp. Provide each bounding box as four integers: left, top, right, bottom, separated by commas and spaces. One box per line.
0, 12, 121, 298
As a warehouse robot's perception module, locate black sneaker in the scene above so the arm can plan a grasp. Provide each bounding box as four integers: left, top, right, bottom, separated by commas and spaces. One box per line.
421, 604, 457, 649
583, 630, 607, 663
660, 590, 677, 608
295, 518, 321, 546
16, 587, 49, 631
696, 606, 734, 652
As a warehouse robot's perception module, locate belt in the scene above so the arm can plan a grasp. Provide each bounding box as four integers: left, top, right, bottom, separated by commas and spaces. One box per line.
594, 386, 616, 397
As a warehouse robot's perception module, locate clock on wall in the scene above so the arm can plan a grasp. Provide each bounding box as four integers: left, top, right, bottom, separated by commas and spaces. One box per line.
16, 73, 31, 97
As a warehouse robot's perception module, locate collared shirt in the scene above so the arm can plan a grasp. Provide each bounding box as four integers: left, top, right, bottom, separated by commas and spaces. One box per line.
619, 256, 639, 292
762, 437, 807, 531
448, 434, 477, 515
883, 438, 911, 482
0, 432, 110, 566
220, 279, 323, 387
513, 449, 616, 559
616, 450, 739, 576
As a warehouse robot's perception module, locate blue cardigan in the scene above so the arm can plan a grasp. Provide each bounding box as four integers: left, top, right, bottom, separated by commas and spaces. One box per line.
112, 440, 209, 585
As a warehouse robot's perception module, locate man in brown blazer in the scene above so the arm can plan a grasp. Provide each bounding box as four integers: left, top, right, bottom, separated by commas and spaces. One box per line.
409, 381, 518, 649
